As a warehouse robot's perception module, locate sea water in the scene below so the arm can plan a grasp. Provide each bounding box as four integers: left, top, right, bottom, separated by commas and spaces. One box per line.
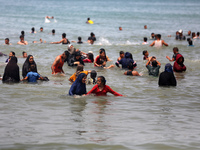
0, 0, 200, 149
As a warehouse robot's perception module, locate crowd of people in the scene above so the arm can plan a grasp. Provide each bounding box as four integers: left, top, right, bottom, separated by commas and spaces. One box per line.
1, 23, 195, 97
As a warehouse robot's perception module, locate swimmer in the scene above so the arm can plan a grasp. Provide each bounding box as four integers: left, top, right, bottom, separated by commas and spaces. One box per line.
40, 27, 43, 32
144, 25, 147, 29
17, 35, 28, 45
86, 76, 123, 96
142, 50, 149, 60
21, 30, 25, 36
142, 37, 148, 45
22, 51, 28, 58
51, 51, 69, 75
87, 70, 97, 84
173, 54, 186, 72
21, 64, 43, 83
117, 51, 125, 61
50, 33, 70, 44
87, 32, 96, 44
150, 33, 155, 40
166, 47, 180, 62
149, 34, 168, 47
46, 16, 54, 19
71, 37, 84, 44
194, 32, 200, 39
146, 57, 161, 76
52, 29, 55, 35
5, 51, 15, 63
86, 18, 93, 24
94, 48, 111, 67
124, 62, 140, 76
33, 39, 46, 43
119, 27, 122, 31
68, 51, 84, 67
83, 52, 94, 63
116, 52, 137, 69
30, 27, 36, 33
187, 38, 194, 46
192, 32, 196, 39
4, 38, 11, 45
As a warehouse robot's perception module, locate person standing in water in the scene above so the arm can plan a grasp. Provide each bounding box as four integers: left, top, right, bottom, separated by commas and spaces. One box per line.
51, 51, 69, 75
166, 47, 180, 62
17, 35, 28, 45
50, 33, 70, 44
149, 34, 168, 47
87, 76, 123, 96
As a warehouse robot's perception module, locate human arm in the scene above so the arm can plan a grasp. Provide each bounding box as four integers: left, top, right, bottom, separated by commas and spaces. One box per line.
21, 76, 28, 81
86, 85, 98, 95
162, 40, 168, 46
106, 85, 123, 96
146, 58, 151, 66
69, 73, 75, 83
106, 56, 111, 61
156, 60, 161, 66
50, 39, 63, 44
166, 56, 175, 62
149, 41, 155, 46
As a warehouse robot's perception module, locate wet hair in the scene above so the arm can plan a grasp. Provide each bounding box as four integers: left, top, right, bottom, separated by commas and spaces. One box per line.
197, 32, 199, 36
152, 60, 158, 67
64, 50, 70, 62
173, 47, 179, 52
151, 33, 154, 35
98, 76, 106, 85
90, 32, 94, 37
10, 51, 15, 56
20, 35, 24, 39
143, 50, 147, 55
99, 48, 107, 61
144, 37, 147, 42
30, 64, 36, 71
127, 62, 134, 70
87, 18, 90, 21
62, 33, 66, 38
31, 27, 35, 33
75, 51, 81, 57
52, 29, 55, 34
87, 53, 94, 62
5, 38, 9, 41
21, 31, 25, 36
120, 51, 124, 55
40, 27, 43, 29
78, 37, 82, 41
156, 34, 161, 39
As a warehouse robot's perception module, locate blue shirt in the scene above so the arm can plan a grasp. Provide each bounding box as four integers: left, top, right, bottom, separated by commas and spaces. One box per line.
26, 71, 40, 82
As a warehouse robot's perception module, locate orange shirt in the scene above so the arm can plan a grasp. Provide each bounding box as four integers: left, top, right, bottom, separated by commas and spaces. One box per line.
53, 55, 64, 74
69, 71, 88, 82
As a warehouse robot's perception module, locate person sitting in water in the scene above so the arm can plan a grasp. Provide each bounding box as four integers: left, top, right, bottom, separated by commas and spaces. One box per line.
87, 76, 123, 96
87, 32, 96, 44
150, 33, 156, 40
173, 54, 186, 72
21, 64, 43, 83
94, 48, 111, 67
166, 47, 180, 62
142, 50, 149, 60
146, 57, 161, 77
17, 35, 28, 45
22, 51, 28, 58
83, 52, 94, 63
69, 73, 87, 96
187, 38, 194, 46
117, 51, 125, 61
40, 27, 43, 32
142, 37, 148, 45
149, 34, 168, 47
5, 51, 15, 63
2, 56, 20, 83
158, 63, 177, 86
86, 17, 93, 24
68, 51, 84, 67
87, 70, 97, 84
69, 64, 90, 83
115, 52, 137, 69
51, 51, 69, 75
4, 38, 11, 45
50, 33, 70, 44
124, 62, 140, 76
30, 27, 36, 33
71, 37, 84, 44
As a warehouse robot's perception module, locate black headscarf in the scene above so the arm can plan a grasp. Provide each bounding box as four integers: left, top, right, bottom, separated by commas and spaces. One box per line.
2, 57, 20, 83
22, 55, 37, 78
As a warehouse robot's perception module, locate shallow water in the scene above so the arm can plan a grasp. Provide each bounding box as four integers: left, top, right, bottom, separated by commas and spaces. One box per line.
0, 0, 200, 150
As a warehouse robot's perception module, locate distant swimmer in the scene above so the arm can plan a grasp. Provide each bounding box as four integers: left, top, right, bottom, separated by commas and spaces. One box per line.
50, 33, 70, 44
33, 39, 46, 43
142, 37, 148, 45
4, 38, 11, 45
17, 35, 28, 45
30, 27, 36, 33
71, 37, 84, 44
187, 38, 194, 46
142, 50, 149, 60
119, 27, 122, 31
45, 16, 54, 23
46, 16, 54, 19
22, 51, 28, 58
51, 29, 55, 35
144, 25, 147, 29
86, 18, 93, 24
149, 34, 168, 47
87, 32, 96, 44
40, 27, 43, 32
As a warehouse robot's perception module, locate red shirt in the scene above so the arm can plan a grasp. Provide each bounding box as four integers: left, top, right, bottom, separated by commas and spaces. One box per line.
87, 85, 123, 96
83, 59, 93, 63
53, 55, 64, 74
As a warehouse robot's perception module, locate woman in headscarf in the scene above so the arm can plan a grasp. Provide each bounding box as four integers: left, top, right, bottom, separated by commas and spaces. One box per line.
22, 55, 37, 78
69, 73, 87, 96
158, 63, 177, 86
173, 54, 186, 72
2, 56, 20, 83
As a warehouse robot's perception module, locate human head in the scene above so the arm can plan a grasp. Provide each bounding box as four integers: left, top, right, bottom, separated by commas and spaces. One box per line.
22, 51, 27, 58
156, 34, 161, 40
28, 55, 34, 64
76, 64, 84, 72
144, 25, 147, 29
78, 37, 82, 41
152, 60, 158, 67
21, 31, 25, 36
91, 70, 97, 79
197, 32, 199, 36
90, 32, 94, 37
9, 56, 18, 64
173, 47, 179, 53
192, 32, 196, 38
68, 44, 73, 49
75, 51, 81, 60
30, 64, 36, 72
20, 35, 24, 41
61, 51, 68, 60
97, 76, 106, 86
188, 30, 191, 35
52, 29, 55, 35
5, 38, 9, 44
119, 27, 122, 31
143, 50, 149, 56
40, 27, 43, 32
119, 51, 124, 58
165, 63, 173, 73
76, 73, 87, 84
62, 33, 66, 38
87, 53, 94, 62
151, 33, 155, 38
144, 37, 147, 42
99, 48, 106, 58
87, 18, 90, 21
9, 51, 15, 57
31, 27, 35, 33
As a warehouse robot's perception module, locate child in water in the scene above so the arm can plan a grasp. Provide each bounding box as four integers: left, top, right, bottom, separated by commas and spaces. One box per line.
142, 50, 149, 60
124, 63, 141, 76
87, 70, 97, 84
21, 64, 43, 83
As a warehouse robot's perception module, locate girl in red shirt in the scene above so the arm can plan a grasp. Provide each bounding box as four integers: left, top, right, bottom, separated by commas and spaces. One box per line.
87, 76, 123, 96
